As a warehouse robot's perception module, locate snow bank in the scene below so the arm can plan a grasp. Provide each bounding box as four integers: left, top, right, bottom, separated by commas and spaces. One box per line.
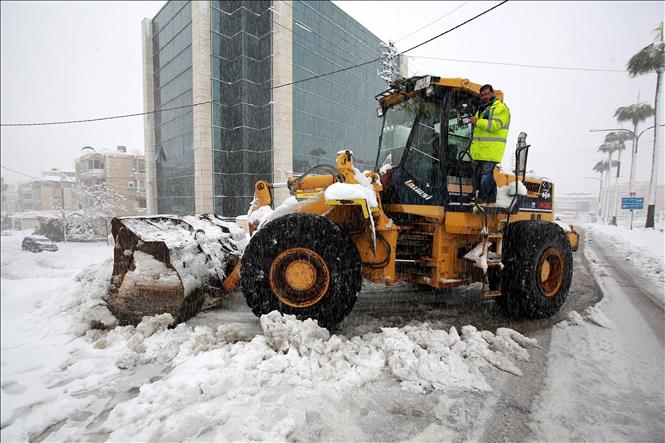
93, 311, 539, 441
583, 224, 664, 306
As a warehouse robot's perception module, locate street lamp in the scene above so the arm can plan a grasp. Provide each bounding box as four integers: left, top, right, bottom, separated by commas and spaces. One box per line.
590, 125, 662, 229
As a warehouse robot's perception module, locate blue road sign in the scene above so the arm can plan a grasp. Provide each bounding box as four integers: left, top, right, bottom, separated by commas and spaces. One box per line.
621, 197, 644, 210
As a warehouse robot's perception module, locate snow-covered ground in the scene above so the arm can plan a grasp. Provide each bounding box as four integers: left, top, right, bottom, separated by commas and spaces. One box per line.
1, 222, 663, 441
1, 231, 538, 441
529, 225, 664, 441
582, 223, 664, 307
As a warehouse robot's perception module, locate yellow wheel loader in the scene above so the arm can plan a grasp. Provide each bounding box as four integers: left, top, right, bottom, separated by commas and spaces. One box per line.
109, 75, 579, 329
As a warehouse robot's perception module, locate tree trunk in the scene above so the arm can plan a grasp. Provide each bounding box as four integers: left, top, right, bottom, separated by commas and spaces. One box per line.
611, 149, 623, 225
629, 122, 638, 194
603, 152, 614, 222
646, 68, 663, 229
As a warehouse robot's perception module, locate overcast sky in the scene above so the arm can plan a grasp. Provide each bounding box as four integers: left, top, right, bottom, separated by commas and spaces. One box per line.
1, 1, 663, 196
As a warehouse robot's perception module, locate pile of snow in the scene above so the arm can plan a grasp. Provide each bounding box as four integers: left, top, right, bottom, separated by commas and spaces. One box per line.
94, 312, 538, 441
495, 180, 528, 208
324, 182, 378, 209
251, 195, 306, 229
247, 204, 273, 226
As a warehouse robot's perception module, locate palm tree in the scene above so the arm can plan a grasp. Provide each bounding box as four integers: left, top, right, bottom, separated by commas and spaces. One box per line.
603, 132, 631, 225
614, 103, 655, 193
593, 159, 610, 213
627, 22, 664, 228
597, 141, 623, 222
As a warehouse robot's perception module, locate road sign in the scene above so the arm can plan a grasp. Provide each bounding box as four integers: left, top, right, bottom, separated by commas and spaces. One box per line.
621, 197, 644, 210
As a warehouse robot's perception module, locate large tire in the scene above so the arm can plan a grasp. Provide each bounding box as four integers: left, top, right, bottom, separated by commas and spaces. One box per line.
497, 220, 573, 318
240, 213, 362, 329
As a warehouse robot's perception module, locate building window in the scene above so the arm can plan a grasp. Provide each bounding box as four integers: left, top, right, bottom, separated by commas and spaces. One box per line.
137, 180, 145, 191
137, 198, 146, 209
133, 159, 146, 173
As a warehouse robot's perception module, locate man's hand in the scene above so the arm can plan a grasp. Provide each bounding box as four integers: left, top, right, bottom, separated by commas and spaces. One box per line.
469, 115, 477, 125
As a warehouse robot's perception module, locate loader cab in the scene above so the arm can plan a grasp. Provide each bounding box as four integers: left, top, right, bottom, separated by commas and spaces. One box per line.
376, 78, 482, 208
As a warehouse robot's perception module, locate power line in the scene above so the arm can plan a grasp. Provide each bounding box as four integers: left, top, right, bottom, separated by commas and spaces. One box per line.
1, 165, 148, 191
395, 1, 470, 43
1, 165, 44, 180
1, 100, 215, 127
273, 58, 380, 90
409, 55, 627, 72
400, 1, 508, 54
1, 1, 507, 127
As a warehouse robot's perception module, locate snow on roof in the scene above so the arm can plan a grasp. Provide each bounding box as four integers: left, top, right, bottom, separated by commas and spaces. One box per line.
12, 209, 83, 219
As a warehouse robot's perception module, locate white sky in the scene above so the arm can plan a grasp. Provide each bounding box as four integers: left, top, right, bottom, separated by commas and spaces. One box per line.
1, 1, 663, 195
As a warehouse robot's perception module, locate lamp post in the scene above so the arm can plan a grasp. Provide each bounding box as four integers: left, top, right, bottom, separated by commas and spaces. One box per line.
590, 125, 661, 228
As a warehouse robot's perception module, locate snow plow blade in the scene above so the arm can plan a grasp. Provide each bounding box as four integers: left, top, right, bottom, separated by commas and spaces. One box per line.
107, 215, 246, 326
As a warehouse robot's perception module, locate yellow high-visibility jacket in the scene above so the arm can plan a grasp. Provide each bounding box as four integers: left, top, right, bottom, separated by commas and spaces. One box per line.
470, 98, 511, 163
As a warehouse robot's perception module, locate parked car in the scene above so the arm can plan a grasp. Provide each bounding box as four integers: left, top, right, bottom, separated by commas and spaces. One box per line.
21, 235, 58, 252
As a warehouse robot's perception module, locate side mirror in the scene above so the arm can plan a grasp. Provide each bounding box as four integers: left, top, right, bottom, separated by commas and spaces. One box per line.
376, 107, 384, 118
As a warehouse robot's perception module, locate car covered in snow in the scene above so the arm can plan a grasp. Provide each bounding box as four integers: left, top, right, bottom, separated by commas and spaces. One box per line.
21, 235, 58, 252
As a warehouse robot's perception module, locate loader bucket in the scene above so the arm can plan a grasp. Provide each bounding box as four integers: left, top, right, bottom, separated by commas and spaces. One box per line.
107, 214, 246, 325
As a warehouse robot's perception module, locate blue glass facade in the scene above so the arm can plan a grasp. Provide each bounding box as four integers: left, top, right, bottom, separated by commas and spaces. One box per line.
148, 0, 387, 216
152, 0, 194, 214
291, 1, 385, 173
211, 0, 272, 216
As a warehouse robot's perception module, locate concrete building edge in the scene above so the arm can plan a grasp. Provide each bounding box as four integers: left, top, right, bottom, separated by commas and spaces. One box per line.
141, 18, 158, 214
271, 0, 293, 207
192, 1, 214, 214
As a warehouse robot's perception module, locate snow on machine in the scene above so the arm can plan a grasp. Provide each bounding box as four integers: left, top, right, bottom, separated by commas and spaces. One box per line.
107, 215, 246, 325
109, 75, 579, 328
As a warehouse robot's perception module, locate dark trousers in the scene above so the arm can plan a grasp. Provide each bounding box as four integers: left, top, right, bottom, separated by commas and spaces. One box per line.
475, 161, 497, 203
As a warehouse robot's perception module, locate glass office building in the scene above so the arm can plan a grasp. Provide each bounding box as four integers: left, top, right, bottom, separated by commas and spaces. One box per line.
142, 0, 403, 216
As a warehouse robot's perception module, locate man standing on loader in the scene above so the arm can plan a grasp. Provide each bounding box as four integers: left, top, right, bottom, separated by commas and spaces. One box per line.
469, 84, 511, 203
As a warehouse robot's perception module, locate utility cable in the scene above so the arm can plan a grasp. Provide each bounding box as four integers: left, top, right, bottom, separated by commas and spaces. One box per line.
1, 1, 508, 126
1, 100, 216, 127
1, 164, 148, 191
400, 1, 508, 54
394, 1, 470, 43
1, 165, 44, 180
409, 55, 627, 72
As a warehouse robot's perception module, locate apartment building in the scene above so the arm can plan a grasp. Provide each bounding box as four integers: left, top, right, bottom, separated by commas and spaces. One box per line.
30, 169, 77, 211
75, 146, 148, 216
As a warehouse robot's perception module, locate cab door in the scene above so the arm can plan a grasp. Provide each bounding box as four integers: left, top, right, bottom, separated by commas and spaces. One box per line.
389, 99, 445, 206
443, 90, 480, 207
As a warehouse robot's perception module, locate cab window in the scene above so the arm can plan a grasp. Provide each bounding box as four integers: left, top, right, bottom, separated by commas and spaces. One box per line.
401, 99, 442, 187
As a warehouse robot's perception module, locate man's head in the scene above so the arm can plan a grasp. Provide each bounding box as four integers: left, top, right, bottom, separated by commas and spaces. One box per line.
479, 84, 494, 103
